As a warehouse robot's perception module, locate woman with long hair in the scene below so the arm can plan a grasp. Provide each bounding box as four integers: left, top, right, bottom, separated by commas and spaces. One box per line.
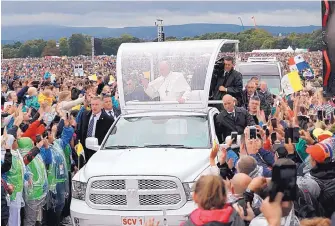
180, 175, 245, 226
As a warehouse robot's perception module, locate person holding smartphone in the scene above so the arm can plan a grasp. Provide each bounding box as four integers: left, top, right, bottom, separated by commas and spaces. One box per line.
215, 95, 255, 144
217, 138, 239, 180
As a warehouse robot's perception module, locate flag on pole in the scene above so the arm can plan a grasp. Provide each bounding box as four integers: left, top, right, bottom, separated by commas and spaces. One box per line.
288, 55, 310, 72
76, 140, 85, 158
88, 74, 97, 81
281, 71, 303, 95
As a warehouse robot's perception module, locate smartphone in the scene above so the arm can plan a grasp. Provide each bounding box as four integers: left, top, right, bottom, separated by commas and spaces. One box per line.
292, 127, 300, 143
231, 132, 238, 144
249, 126, 257, 140
317, 110, 323, 121
36, 134, 42, 143
262, 125, 267, 131
271, 118, 277, 129
324, 118, 330, 126
42, 131, 48, 139
66, 112, 69, 120
269, 164, 297, 202
285, 128, 293, 144
265, 128, 270, 138
271, 132, 277, 145
322, 110, 326, 119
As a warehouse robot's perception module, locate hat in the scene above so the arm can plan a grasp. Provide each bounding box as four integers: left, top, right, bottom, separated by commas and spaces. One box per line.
312, 128, 333, 142
306, 144, 331, 163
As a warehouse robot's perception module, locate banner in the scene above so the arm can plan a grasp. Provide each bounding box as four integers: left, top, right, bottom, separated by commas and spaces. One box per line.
281, 71, 303, 95
74, 64, 84, 77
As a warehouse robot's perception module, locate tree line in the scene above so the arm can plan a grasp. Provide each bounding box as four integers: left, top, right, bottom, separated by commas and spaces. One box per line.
1, 28, 323, 59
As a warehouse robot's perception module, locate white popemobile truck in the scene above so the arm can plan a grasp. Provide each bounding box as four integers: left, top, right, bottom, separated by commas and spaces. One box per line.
70, 39, 240, 226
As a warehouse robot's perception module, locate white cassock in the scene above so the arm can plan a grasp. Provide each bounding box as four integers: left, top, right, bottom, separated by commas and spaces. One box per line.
145, 72, 191, 101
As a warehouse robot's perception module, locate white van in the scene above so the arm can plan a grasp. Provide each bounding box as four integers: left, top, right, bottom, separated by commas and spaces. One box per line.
235, 57, 283, 95
70, 39, 239, 226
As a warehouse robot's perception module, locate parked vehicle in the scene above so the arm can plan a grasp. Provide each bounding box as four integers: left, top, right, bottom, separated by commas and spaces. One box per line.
235, 57, 284, 95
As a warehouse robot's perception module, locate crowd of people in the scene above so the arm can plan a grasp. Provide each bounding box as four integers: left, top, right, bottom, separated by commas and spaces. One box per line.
1, 51, 334, 226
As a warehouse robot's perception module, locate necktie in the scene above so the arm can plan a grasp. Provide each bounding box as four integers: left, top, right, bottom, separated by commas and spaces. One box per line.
109, 110, 114, 118
87, 114, 96, 137
229, 112, 234, 119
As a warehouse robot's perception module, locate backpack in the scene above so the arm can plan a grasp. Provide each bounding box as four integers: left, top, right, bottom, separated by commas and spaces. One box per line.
294, 188, 325, 219
313, 178, 335, 218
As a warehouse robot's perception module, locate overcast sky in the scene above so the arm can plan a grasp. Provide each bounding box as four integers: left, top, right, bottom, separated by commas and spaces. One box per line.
1, 1, 321, 28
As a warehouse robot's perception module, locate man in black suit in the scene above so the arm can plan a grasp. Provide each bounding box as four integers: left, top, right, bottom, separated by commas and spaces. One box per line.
210, 56, 243, 109
102, 95, 121, 120
215, 95, 255, 144
78, 96, 114, 163
241, 80, 263, 110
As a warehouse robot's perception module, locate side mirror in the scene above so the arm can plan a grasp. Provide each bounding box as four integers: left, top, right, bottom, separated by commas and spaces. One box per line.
86, 137, 100, 152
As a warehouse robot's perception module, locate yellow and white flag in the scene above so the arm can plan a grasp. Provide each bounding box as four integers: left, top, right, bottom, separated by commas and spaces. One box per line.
281, 71, 303, 95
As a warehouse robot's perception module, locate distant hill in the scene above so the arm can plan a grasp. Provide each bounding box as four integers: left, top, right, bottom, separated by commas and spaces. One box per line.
1, 23, 321, 42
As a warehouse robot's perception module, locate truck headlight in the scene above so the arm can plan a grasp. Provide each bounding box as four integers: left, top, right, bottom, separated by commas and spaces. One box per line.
182, 182, 195, 201
72, 181, 87, 201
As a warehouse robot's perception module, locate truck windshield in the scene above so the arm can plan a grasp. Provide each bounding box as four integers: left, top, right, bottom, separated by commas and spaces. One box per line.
243, 75, 281, 95
103, 115, 211, 149
237, 64, 280, 76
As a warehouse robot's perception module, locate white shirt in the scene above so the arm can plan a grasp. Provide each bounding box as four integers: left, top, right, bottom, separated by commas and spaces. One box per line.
105, 109, 115, 119
227, 110, 236, 118
88, 111, 102, 137
145, 72, 191, 101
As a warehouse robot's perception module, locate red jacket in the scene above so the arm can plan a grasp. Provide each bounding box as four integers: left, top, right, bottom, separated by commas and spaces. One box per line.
180, 204, 244, 226
22, 120, 46, 143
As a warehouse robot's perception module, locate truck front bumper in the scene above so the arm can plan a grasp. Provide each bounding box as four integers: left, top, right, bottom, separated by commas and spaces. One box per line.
70, 198, 197, 226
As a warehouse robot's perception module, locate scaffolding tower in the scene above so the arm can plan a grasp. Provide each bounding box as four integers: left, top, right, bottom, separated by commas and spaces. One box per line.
155, 19, 165, 42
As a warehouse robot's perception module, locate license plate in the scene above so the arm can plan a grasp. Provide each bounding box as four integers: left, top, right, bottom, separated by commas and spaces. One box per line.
121, 217, 145, 226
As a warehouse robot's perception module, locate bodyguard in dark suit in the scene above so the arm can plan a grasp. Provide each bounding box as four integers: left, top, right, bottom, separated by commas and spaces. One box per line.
241, 80, 262, 110
214, 95, 255, 143
210, 56, 243, 108
78, 96, 114, 163
102, 95, 121, 120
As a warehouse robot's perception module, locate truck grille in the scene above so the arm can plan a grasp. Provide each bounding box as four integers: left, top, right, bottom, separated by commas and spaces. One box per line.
89, 194, 127, 205
87, 176, 186, 210
138, 180, 177, 190
139, 194, 181, 205
91, 180, 126, 190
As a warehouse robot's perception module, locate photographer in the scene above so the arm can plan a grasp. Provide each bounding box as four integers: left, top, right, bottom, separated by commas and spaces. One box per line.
209, 56, 243, 108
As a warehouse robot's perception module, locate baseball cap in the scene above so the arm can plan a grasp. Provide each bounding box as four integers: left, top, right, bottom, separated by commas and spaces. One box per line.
306, 144, 331, 164
312, 128, 333, 142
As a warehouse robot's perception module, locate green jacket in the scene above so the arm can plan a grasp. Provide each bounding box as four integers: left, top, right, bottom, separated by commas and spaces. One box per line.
5, 150, 24, 201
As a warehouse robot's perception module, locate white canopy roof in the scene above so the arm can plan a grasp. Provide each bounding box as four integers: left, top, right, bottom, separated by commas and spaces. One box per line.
116, 39, 239, 114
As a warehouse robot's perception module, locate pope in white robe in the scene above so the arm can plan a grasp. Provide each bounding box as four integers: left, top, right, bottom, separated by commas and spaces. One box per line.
145, 61, 191, 103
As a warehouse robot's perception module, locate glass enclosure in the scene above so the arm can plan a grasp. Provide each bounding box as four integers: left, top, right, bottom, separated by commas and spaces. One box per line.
116, 39, 239, 113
